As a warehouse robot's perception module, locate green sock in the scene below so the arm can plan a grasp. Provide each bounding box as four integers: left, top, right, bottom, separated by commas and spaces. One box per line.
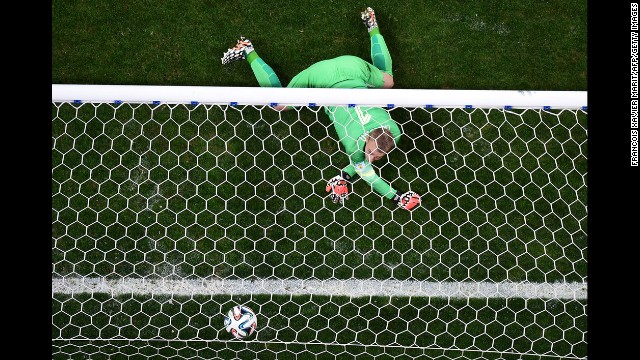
369, 27, 380, 37
246, 50, 259, 64
370, 33, 393, 76
248, 53, 282, 87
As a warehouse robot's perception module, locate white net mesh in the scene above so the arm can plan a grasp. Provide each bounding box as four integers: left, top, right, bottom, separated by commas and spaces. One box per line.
52, 86, 587, 359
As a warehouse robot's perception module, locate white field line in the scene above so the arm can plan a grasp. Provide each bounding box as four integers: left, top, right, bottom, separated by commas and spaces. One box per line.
52, 277, 587, 300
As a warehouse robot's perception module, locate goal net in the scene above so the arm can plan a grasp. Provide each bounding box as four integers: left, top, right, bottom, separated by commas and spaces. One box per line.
52, 85, 587, 359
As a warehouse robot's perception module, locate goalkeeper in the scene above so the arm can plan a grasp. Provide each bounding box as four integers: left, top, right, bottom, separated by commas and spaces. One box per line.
221, 7, 420, 211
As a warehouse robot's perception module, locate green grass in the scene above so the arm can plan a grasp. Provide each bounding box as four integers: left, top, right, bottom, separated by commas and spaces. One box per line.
51, 0, 587, 91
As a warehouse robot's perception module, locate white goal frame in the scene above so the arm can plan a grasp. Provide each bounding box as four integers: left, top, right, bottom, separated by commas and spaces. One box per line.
52, 84, 586, 110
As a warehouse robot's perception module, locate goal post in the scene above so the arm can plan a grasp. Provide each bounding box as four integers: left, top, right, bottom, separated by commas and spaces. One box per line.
52, 84, 587, 109
52, 85, 588, 359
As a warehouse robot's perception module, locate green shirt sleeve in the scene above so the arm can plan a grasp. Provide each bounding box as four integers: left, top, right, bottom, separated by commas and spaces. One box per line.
329, 106, 401, 200
342, 160, 397, 199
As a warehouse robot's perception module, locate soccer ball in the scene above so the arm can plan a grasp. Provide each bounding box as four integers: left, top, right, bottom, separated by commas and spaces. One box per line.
224, 305, 257, 339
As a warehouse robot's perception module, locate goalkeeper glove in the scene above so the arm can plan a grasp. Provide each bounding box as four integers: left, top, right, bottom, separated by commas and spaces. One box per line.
393, 190, 421, 211
325, 173, 350, 204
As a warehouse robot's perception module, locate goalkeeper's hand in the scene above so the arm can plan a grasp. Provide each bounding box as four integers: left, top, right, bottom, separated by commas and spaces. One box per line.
394, 191, 421, 211
325, 175, 350, 204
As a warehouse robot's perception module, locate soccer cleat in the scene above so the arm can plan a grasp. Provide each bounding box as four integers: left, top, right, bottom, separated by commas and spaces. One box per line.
361, 6, 378, 32
221, 36, 255, 65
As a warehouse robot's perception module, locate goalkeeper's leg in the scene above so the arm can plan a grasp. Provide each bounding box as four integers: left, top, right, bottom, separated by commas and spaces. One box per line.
361, 7, 394, 88
222, 37, 282, 87
248, 51, 282, 88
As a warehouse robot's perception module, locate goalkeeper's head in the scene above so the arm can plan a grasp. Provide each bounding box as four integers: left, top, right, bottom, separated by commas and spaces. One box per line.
365, 128, 395, 163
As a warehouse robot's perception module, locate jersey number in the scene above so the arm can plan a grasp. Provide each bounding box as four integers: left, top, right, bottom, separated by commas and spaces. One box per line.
355, 107, 371, 125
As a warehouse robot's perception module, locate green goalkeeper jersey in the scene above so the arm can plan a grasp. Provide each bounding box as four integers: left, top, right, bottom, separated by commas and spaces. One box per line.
287, 55, 401, 199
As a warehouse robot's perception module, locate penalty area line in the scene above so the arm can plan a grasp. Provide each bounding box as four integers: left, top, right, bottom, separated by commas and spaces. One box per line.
52, 278, 587, 300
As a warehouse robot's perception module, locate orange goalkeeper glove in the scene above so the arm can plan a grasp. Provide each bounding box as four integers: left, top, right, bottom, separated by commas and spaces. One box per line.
326, 174, 350, 204
393, 191, 421, 211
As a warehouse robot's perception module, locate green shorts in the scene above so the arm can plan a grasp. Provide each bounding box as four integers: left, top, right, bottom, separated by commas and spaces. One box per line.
287, 55, 385, 89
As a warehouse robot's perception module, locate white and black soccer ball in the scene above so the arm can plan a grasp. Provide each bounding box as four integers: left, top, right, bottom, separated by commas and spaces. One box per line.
224, 305, 257, 339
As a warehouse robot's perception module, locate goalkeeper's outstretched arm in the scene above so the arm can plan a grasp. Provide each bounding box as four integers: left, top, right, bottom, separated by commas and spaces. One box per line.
342, 162, 395, 199
339, 162, 420, 211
